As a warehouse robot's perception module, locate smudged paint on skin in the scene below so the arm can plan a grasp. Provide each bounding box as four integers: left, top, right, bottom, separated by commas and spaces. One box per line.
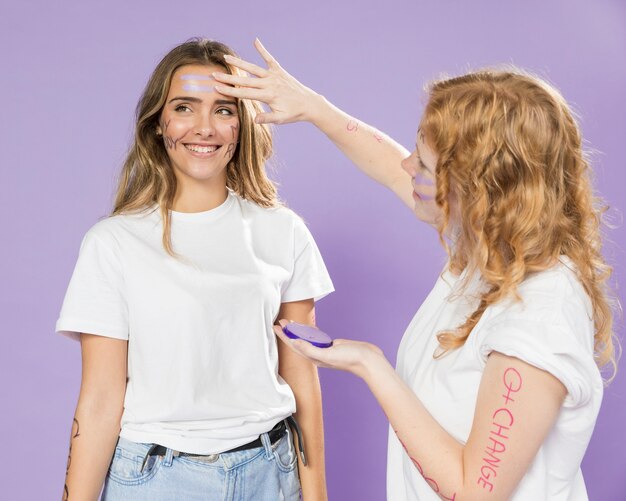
414, 172, 436, 201
180, 74, 215, 81
183, 84, 216, 93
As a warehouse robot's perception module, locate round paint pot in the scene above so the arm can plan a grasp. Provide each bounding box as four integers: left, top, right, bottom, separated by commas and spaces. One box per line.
282, 322, 333, 348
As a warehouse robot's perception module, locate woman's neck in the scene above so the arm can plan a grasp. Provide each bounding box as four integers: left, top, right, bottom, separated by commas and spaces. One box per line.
172, 179, 228, 213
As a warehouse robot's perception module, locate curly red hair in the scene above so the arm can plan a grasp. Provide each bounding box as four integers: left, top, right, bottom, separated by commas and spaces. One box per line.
420, 68, 618, 380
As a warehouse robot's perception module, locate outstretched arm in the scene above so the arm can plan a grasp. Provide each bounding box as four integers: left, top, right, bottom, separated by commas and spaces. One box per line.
214, 40, 414, 209
273, 326, 567, 500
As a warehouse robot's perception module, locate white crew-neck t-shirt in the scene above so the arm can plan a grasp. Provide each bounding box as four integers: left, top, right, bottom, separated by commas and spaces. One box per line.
56, 190, 334, 454
387, 257, 602, 501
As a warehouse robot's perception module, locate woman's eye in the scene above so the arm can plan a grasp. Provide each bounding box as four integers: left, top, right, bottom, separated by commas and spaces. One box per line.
175, 104, 191, 112
217, 108, 235, 116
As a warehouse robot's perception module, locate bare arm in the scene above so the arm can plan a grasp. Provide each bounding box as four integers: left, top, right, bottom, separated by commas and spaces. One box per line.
274, 331, 567, 501
363, 351, 565, 500
214, 40, 414, 209
62, 334, 127, 500
277, 299, 327, 501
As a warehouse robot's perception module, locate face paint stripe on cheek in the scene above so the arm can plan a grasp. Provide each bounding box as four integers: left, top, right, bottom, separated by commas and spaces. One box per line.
416, 193, 436, 202
413, 171, 436, 201
414, 172, 435, 187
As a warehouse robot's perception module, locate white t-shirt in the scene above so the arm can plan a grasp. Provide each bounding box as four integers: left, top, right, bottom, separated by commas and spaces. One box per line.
387, 257, 602, 501
56, 190, 334, 454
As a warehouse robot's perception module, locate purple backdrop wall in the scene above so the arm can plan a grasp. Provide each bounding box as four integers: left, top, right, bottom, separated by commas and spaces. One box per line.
3, 1, 625, 499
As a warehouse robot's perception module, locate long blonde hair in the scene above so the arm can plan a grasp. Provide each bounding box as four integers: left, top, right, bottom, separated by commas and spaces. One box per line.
113, 38, 277, 254
420, 68, 618, 379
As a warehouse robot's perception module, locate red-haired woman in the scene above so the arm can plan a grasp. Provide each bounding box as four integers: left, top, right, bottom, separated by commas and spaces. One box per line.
214, 40, 617, 501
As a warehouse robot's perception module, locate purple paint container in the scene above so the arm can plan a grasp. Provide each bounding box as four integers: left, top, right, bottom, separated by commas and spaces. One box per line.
282, 322, 333, 348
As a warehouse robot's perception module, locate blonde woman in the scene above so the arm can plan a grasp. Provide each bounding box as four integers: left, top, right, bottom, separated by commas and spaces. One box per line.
56, 39, 334, 501
214, 41, 617, 500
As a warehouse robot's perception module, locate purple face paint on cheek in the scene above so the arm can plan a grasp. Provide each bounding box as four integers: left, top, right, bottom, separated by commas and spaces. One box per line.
417, 192, 436, 202
414, 171, 434, 187
414, 172, 436, 201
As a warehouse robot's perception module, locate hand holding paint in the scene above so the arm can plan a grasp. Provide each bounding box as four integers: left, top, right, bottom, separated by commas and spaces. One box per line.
273, 320, 385, 379
282, 321, 333, 348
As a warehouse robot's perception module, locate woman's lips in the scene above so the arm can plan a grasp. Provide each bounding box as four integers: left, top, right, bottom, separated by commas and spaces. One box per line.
183, 143, 222, 157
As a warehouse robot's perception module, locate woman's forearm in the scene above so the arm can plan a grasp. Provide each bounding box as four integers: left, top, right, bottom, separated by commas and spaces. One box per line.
306, 94, 414, 206
359, 354, 463, 500
291, 367, 327, 500
63, 402, 122, 501
357, 350, 566, 501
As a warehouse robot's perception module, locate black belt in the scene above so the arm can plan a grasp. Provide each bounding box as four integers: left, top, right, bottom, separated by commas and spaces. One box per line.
140, 416, 306, 472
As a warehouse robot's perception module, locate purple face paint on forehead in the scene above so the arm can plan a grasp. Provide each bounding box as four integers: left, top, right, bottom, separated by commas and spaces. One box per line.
182, 83, 215, 93
180, 74, 215, 81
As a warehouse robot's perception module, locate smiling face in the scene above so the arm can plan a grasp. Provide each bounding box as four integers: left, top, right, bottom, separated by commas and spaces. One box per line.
157, 64, 239, 188
401, 128, 443, 226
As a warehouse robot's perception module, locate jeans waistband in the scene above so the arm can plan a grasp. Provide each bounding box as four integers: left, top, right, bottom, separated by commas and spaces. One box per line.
137, 416, 306, 472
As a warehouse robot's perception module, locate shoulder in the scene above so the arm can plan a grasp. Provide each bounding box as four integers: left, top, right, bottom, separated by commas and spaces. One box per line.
81, 208, 156, 251
475, 258, 601, 407
482, 257, 594, 346
484, 259, 589, 317
513, 257, 592, 322
233, 193, 308, 232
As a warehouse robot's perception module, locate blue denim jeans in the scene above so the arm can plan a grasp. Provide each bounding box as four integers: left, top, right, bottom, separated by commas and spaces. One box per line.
101, 426, 302, 500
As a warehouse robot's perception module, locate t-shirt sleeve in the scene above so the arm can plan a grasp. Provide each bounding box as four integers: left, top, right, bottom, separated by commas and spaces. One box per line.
476, 279, 600, 408
281, 216, 334, 303
56, 228, 129, 342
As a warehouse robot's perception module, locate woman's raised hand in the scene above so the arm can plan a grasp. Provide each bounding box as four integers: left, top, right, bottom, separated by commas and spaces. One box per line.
214, 39, 323, 125
217, 40, 414, 209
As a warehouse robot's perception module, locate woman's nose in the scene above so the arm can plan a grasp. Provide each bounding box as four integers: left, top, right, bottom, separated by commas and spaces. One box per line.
195, 115, 215, 137
401, 154, 417, 177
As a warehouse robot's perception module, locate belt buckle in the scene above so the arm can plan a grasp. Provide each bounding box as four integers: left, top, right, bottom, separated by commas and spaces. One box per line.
181, 452, 219, 463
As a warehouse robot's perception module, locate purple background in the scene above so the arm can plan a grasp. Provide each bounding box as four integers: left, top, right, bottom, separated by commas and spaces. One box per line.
3, 1, 625, 499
